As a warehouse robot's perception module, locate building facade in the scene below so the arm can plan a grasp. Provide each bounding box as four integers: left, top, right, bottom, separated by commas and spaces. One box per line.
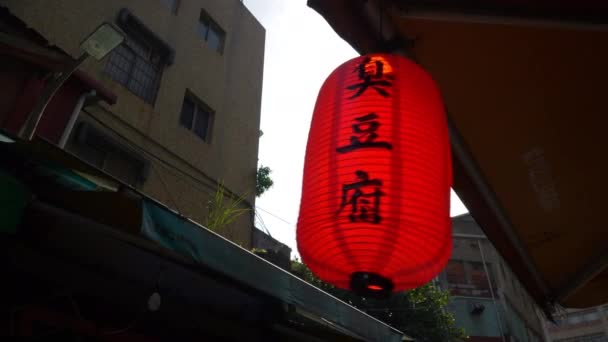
1, 0, 265, 247
543, 305, 608, 341
437, 214, 545, 342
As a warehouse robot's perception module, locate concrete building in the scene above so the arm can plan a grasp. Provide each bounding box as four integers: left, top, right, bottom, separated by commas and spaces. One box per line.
543, 305, 608, 341
252, 227, 292, 271
1, 0, 265, 247
437, 214, 545, 342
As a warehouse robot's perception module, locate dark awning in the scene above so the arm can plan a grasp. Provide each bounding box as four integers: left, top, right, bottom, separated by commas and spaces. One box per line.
390, 0, 608, 25
395, 17, 608, 310
0, 132, 405, 341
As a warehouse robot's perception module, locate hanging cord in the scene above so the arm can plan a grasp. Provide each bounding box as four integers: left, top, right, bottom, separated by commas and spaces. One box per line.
379, 2, 386, 43
375, 2, 417, 56
378, 3, 398, 54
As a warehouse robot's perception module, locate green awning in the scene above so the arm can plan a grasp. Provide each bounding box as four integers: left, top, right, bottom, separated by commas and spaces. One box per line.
0, 171, 28, 233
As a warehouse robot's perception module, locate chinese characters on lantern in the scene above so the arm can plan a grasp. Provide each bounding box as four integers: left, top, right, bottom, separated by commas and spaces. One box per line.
336, 113, 393, 153
336, 57, 393, 224
346, 56, 393, 99
338, 170, 385, 224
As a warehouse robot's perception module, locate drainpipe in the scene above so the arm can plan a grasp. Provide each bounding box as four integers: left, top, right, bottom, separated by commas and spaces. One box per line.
58, 90, 96, 149
478, 239, 507, 342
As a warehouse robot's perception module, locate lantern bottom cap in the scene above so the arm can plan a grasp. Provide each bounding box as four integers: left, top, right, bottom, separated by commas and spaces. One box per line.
350, 272, 394, 299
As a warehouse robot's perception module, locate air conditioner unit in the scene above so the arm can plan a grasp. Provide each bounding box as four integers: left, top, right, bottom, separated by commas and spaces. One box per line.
468, 301, 486, 315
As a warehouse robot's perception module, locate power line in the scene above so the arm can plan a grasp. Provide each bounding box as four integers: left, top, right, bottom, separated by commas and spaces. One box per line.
151, 162, 183, 214
254, 210, 272, 237
82, 110, 252, 208
255, 206, 295, 227
82, 109, 295, 235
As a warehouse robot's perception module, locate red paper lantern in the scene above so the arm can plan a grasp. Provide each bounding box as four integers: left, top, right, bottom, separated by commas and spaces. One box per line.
297, 54, 452, 297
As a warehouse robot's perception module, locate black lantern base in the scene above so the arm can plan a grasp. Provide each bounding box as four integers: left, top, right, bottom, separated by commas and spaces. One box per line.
350, 272, 394, 298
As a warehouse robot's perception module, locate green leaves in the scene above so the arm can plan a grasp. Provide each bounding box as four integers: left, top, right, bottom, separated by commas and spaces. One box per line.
256, 165, 274, 197
290, 259, 467, 341
206, 181, 250, 232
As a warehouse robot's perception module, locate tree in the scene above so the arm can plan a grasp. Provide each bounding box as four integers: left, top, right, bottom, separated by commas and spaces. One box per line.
256, 165, 274, 197
290, 259, 467, 341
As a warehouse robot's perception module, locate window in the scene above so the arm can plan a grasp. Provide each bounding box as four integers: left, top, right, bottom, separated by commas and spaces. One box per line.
198, 10, 225, 53
160, 0, 179, 14
69, 123, 149, 186
105, 37, 163, 104
585, 311, 600, 322
563, 310, 602, 326
556, 333, 608, 342
106, 9, 175, 104
446, 260, 466, 284
568, 312, 584, 325
444, 260, 498, 298
470, 262, 490, 289
179, 94, 213, 142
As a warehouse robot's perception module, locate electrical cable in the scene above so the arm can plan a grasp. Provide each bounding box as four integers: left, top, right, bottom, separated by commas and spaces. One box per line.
254, 209, 272, 237
82, 109, 252, 208
81, 109, 298, 242
151, 163, 183, 214
255, 206, 295, 227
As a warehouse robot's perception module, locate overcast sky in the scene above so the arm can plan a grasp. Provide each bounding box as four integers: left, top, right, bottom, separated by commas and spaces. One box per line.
244, 0, 468, 256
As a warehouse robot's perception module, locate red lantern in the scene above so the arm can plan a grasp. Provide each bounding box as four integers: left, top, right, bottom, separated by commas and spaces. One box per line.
297, 54, 452, 297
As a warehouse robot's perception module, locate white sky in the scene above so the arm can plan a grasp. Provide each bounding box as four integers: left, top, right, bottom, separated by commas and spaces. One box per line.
244, 0, 468, 256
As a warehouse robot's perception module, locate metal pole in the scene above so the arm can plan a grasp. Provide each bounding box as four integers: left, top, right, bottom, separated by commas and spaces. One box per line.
58, 90, 96, 148
478, 238, 507, 342
19, 52, 89, 140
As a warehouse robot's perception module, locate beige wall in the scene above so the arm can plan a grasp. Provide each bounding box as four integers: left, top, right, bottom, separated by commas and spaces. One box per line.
5, 0, 265, 247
